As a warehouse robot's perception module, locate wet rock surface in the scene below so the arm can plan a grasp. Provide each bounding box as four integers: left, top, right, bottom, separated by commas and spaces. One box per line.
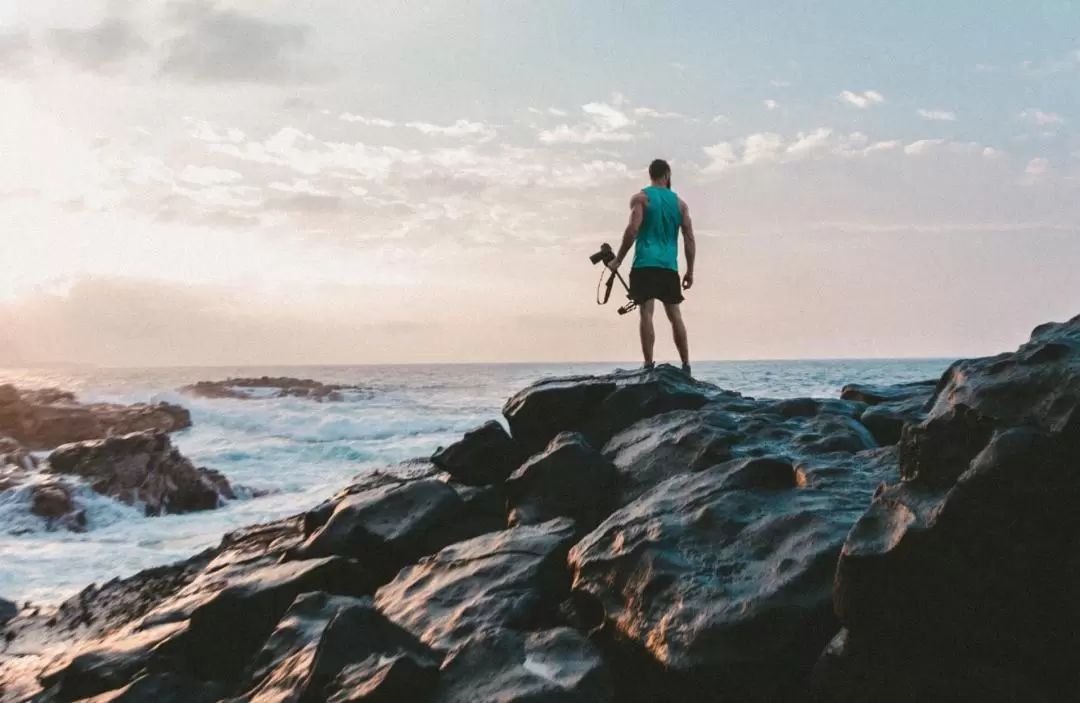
180, 376, 371, 402
5, 320, 1079, 702
46, 431, 234, 517
0, 385, 191, 451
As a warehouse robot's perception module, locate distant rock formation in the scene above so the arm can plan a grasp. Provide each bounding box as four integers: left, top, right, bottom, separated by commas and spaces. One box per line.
5, 316, 1079, 702
0, 384, 192, 451
180, 376, 371, 402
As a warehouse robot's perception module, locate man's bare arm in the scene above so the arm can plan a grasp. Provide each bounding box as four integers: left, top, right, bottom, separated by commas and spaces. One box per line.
612, 192, 646, 269
680, 200, 696, 288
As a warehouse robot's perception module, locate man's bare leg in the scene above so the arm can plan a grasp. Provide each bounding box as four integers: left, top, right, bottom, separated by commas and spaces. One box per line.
639, 300, 656, 367
664, 303, 690, 368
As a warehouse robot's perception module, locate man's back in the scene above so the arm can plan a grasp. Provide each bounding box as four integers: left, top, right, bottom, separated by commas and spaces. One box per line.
632, 185, 682, 272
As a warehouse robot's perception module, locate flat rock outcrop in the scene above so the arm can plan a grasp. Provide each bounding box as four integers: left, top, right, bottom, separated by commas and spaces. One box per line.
0, 385, 191, 451
180, 377, 370, 402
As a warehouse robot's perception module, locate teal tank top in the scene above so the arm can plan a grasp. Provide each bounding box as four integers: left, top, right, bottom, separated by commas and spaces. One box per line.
632, 186, 682, 271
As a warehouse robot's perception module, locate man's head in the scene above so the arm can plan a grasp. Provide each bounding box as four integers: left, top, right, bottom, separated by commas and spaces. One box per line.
649, 159, 671, 188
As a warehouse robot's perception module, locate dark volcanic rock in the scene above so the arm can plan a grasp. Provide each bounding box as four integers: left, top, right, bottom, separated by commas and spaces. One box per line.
231, 591, 438, 703
569, 457, 874, 703
0, 596, 17, 625
840, 379, 937, 406
327, 653, 438, 703
506, 432, 618, 531
288, 478, 467, 583
375, 518, 578, 655
822, 316, 1080, 702
431, 627, 614, 703
75, 672, 224, 703
181, 376, 369, 402
502, 365, 732, 455
46, 431, 232, 516
431, 420, 522, 486
30, 480, 88, 532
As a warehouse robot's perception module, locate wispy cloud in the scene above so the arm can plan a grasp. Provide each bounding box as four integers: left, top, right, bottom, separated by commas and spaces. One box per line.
764, 99, 779, 110
838, 90, 885, 109
633, 107, 684, 119
770, 80, 792, 88
1019, 109, 1065, 126
339, 113, 396, 128
702, 128, 903, 173
406, 119, 497, 140
917, 109, 957, 122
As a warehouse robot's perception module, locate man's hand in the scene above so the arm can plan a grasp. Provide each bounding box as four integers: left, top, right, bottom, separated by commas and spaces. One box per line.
682, 271, 694, 290
607, 258, 622, 273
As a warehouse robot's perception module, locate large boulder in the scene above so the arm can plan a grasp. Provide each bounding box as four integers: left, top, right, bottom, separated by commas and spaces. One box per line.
431, 627, 614, 703
231, 591, 438, 703
505, 432, 618, 531
840, 380, 938, 406
46, 431, 232, 516
502, 365, 732, 455
0, 596, 16, 625
38, 555, 373, 700
568, 455, 876, 703
287, 478, 469, 584
821, 316, 1080, 702
375, 518, 578, 655
431, 420, 523, 486
30, 479, 88, 532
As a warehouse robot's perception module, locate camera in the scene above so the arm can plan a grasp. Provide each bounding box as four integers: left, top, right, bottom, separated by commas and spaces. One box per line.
589, 242, 615, 266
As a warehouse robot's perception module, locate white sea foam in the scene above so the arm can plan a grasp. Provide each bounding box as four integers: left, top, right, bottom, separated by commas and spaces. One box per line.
0, 359, 952, 605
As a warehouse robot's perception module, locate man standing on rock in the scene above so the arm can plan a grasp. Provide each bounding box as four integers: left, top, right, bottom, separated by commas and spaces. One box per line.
608, 159, 696, 375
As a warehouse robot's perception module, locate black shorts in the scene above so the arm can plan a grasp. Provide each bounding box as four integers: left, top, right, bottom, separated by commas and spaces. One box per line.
629, 266, 684, 305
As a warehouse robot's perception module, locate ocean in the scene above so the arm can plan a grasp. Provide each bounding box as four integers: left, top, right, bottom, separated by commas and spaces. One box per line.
0, 359, 951, 606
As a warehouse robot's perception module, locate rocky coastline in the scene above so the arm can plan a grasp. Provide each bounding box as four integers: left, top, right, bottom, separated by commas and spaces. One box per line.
2, 315, 1079, 702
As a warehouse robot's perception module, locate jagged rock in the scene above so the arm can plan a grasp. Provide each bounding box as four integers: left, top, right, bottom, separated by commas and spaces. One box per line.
328, 652, 438, 703
840, 380, 938, 406
287, 479, 467, 583
375, 518, 578, 655
0, 435, 37, 470
0, 384, 191, 451
30, 480, 88, 532
431, 627, 614, 703
230, 591, 438, 703
431, 420, 522, 486
46, 431, 232, 516
858, 399, 925, 446
502, 365, 732, 455
78, 673, 226, 702
569, 456, 873, 703
505, 432, 618, 531
0, 596, 17, 625
180, 376, 369, 402
822, 316, 1080, 702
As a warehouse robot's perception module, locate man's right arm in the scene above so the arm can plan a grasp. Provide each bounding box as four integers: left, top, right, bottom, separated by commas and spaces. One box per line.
680, 199, 696, 288
611, 192, 646, 270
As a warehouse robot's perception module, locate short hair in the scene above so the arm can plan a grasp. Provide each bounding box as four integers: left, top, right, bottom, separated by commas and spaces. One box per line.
648, 159, 671, 181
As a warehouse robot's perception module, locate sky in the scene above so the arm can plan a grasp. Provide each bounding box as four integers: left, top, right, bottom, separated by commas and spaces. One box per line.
1, 0, 1078, 367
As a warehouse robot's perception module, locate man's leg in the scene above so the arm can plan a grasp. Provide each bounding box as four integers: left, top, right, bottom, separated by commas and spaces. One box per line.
664, 303, 690, 369
639, 299, 656, 367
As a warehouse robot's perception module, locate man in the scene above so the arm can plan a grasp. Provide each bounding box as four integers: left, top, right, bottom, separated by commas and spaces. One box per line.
608, 159, 696, 375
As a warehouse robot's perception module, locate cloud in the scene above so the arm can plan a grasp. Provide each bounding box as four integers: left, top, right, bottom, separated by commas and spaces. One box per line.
582, 101, 632, 130
340, 113, 397, 128
537, 125, 635, 144
0, 31, 32, 73
177, 165, 243, 186
770, 80, 792, 88
160, 1, 314, 83
548, 108, 568, 117
1022, 157, 1050, 185
702, 128, 995, 174
711, 115, 731, 125
633, 107, 683, 119
46, 16, 148, 71
917, 109, 957, 121
838, 90, 885, 109
1019, 109, 1065, 126
405, 119, 497, 141
764, 99, 779, 110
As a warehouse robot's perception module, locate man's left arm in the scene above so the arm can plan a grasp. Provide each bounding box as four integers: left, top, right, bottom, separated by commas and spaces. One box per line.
611, 193, 645, 270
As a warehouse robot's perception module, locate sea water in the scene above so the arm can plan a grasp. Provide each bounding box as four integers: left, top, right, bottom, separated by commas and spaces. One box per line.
0, 359, 950, 605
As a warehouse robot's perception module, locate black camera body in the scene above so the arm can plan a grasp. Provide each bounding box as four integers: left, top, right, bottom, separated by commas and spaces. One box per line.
589, 242, 615, 266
